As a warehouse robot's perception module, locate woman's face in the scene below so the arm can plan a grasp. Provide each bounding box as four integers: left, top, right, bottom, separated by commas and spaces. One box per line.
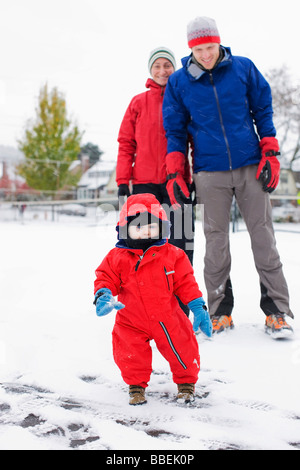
151, 58, 174, 86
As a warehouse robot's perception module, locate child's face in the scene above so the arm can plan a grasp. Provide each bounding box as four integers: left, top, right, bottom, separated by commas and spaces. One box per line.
128, 222, 160, 240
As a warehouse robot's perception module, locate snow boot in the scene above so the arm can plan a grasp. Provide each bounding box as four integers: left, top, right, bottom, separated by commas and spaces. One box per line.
211, 314, 234, 334
177, 383, 195, 403
129, 385, 147, 405
265, 314, 293, 339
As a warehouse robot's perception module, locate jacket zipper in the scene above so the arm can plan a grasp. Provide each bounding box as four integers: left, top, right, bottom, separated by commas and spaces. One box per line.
135, 255, 143, 271
159, 322, 187, 370
157, 86, 165, 183
209, 72, 233, 171
135, 246, 154, 271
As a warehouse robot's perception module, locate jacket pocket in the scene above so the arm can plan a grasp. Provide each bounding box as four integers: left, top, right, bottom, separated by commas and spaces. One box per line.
164, 267, 175, 291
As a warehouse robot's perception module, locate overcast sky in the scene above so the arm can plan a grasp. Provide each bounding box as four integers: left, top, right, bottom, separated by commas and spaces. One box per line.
0, 0, 299, 159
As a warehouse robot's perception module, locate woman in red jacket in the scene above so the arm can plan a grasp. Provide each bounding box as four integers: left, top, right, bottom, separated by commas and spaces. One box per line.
94, 194, 212, 405
116, 47, 194, 275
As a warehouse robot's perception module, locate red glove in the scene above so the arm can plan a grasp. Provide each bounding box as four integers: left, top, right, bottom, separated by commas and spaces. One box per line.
166, 152, 191, 208
256, 137, 280, 193
167, 173, 190, 208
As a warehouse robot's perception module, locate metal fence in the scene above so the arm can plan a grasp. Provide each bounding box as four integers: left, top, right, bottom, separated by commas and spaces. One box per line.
0, 197, 119, 226
231, 194, 300, 233
1, 195, 299, 234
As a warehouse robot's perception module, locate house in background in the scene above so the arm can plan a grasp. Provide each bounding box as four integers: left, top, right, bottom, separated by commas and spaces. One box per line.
76, 160, 117, 199
105, 167, 117, 195
293, 170, 300, 192
0, 146, 29, 199
0, 160, 30, 200
276, 168, 297, 195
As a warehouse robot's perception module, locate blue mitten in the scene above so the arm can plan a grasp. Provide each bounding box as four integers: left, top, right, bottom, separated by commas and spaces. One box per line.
188, 298, 212, 337
94, 288, 125, 317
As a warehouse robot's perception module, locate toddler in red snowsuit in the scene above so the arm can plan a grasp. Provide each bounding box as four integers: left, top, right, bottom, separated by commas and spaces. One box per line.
94, 194, 212, 405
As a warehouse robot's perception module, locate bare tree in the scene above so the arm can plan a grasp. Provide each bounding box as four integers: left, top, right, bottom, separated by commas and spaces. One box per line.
266, 67, 300, 170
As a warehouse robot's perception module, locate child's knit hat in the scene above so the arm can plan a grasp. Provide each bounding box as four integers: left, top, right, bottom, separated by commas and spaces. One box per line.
187, 17, 221, 48
117, 194, 171, 242
148, 47, 176, 73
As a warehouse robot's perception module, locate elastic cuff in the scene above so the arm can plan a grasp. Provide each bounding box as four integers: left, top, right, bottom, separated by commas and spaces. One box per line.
188, 297, 205, 309
93, 288, 111, 305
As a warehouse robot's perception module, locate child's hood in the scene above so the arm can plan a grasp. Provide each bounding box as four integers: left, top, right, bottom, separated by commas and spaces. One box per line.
118, 193, 169, 227
116, 193, 171, 242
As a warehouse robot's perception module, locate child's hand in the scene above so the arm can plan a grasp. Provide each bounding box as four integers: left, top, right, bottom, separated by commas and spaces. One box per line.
188, 298, 213, 337
94, 288, 125, 317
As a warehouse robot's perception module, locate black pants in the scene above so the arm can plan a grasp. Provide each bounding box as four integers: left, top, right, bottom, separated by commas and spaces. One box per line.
132, 183, 194, 264
132, 183, 195, 317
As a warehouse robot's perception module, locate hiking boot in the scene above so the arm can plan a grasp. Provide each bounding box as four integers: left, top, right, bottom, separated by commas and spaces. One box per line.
211, 315, 234, 334
177, 383, 195, 403
129, 385, 147, 405
265, 314, 294, 339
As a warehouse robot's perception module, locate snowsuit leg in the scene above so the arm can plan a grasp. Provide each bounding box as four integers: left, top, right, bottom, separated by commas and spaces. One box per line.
112, 322, 152, 389
112, 310, 200, 387
152, 310, 200, 384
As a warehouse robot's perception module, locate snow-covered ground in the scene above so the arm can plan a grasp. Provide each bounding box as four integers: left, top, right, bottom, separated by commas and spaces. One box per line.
0, 210, 299, 450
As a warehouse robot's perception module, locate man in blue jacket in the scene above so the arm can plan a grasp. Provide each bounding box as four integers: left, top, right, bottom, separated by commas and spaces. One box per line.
163, 16, 294, 338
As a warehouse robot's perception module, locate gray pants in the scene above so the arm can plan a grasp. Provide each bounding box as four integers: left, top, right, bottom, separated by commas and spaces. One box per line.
194, 165, 293, 318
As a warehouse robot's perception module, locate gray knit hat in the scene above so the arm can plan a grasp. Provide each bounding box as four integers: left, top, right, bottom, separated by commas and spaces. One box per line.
148, 47, 176, 74
187, 17, 220, 48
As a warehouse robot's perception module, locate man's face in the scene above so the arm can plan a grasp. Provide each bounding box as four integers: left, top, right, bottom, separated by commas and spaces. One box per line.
191, 43, 220, 70
151, 58, 174, 86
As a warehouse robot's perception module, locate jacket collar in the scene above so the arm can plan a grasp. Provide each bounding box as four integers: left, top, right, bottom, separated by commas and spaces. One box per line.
145, 78, 166, 94
183, 46, 232, 80
115, 237, 167, 253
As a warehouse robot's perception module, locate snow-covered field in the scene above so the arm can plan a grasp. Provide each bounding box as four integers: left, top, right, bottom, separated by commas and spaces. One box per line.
0, 210, 299, 451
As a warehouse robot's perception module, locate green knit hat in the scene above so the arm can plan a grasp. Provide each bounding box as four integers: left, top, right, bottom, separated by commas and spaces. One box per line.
148, 47, 176, 74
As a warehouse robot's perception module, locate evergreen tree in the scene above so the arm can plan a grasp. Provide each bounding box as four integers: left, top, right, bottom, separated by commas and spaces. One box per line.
80, 142, 103, 167
18, 83, 83, 192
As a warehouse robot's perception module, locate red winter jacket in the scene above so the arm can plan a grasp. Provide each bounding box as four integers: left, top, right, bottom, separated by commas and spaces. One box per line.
116, 79, 191, 186
95, 241, 202, 327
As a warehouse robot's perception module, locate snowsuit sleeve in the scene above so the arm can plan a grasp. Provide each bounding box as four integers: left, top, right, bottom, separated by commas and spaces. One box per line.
172, 249, 203, 305
94, 250, 121, 297
116, 98, 138, 186
163, 75, 191, 155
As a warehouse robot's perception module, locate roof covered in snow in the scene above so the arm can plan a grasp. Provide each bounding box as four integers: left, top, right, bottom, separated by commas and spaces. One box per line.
77, 160, 116, 190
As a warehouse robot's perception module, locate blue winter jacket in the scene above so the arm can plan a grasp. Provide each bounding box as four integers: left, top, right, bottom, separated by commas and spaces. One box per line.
163, 47, 276, 172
